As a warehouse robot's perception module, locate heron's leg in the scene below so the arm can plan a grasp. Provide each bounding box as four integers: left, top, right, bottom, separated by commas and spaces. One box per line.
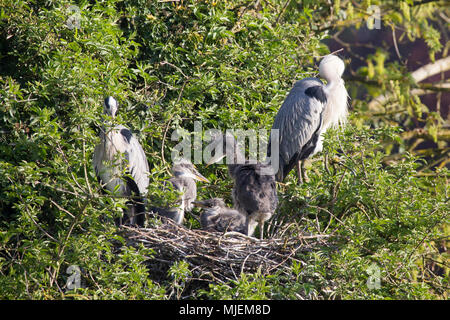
259, 221, 264, 240
301, 160, 308, 183
324, 153, 330, 174
296, 161, 303, 184
247, 218, 258, 237
127, 203, 136, 226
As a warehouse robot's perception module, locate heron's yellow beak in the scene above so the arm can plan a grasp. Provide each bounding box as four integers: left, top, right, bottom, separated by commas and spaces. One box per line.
205, 154, 226, 167
192, 200, 208, 208
193, 171, 209, 183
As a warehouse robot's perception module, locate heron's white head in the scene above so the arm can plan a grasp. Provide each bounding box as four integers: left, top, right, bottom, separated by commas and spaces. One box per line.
319, 54, 345, 82
172, 159, 209, 183
103, 96, 118, 118
319, 55, 349, 128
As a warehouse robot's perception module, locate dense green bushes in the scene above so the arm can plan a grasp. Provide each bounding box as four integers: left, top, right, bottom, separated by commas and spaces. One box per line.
0, 0, 448, 299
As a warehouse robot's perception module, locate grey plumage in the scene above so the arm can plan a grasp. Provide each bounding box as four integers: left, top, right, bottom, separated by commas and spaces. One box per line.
269, 78, 325, 182
207, 133, 278, 239
93, 96, 149, 226
269, 54, 348, 183
150, 159, 209, 225
193, 198, 247, 234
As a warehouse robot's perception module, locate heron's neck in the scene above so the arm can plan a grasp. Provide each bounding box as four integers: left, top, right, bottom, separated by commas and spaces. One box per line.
179, 178, 196, 212
324, 75, 340, 90
223, 136, 245, 177
100, 118, 115, 144
101, 113, 116, 128
175, 207, 185, 224
323, 77, 348, 129
227, 145, 246, 178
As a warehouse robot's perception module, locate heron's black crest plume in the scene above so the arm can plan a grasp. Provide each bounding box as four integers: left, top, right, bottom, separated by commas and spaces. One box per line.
120, 128, 133, 144
305, 86, 327, 104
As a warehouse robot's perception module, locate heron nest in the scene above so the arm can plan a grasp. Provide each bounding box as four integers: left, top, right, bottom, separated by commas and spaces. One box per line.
120, 217, 331, 285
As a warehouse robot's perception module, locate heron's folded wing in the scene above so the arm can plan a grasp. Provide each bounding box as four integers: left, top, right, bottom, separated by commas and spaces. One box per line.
273, 85, 325, 166
121, 128, 150, 196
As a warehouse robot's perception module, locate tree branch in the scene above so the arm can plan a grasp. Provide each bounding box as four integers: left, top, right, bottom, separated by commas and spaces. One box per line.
273, 0, 291, 27
410, 56, 450, 83
358, 56, 450, 110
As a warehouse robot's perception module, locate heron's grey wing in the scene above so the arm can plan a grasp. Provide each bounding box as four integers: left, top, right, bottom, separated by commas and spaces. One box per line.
120, 127, 150, 196
92, 133, 115, 188
230, 212, 248, 234
271, 81, 326, 180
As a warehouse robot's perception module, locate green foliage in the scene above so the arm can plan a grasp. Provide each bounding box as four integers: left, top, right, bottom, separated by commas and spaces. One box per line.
0, 0, 448, 300
168, 260, 192, 299
204, 270, 271, 300
337, 1, 449, 168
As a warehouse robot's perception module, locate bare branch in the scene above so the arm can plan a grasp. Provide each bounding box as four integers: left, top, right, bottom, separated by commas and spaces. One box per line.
411, 56, 450, 83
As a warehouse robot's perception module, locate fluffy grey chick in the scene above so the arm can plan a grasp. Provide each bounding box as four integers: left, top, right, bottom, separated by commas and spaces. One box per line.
193, 198, 247, 235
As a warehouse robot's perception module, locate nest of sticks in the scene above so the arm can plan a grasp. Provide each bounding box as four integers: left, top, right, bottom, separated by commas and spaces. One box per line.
120, 217, 331, 285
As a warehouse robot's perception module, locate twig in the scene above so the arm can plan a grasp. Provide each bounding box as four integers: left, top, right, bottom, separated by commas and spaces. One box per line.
119, 218, 332, 286
273, 0, 291, 26
160, 79, 189, 165
391, 26, 402, 61
50, 199, 90, 288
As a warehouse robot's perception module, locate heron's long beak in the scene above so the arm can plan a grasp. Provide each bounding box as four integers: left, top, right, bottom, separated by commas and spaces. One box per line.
192, 200, 208, 208
192, 170, 209, 183
205, 154, 226, 167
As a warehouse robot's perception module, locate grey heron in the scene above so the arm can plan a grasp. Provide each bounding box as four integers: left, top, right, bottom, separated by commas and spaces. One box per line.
149, 159, 209, 225
207, 133, 278, 239
268, 54, 348, 183
93, 96, 149, 226
192, 198, 247, 234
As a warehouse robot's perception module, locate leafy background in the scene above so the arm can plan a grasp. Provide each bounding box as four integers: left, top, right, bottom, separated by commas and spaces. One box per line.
0, 0, 448, 299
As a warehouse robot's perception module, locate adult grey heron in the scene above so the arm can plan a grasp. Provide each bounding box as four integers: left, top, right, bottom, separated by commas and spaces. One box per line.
149, 159, 209, 225
207, 133, 278, 239
268, 54, 348, 183
93, 96, 149, 226
192, 198, 247, 235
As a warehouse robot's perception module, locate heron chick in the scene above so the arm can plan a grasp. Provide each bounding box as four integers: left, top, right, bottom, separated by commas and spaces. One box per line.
207, 133, 278, 239
193, 198, 247, 235
150, 159, 209, 225
268, 54, 348, 183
